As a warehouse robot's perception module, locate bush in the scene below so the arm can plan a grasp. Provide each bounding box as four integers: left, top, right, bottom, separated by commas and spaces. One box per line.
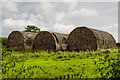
102, 50, 110, 54
0, 37, 8, 46
57, 55, 63, 59
116, 43, 120, 47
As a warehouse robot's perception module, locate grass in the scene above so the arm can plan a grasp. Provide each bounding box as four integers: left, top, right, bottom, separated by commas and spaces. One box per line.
1, 47, 120, 79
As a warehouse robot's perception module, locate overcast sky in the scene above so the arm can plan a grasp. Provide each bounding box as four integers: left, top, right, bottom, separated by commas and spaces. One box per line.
0, 1, 119, 42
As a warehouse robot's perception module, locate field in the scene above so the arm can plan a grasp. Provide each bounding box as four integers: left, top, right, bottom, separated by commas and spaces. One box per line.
1, 46, 120, 79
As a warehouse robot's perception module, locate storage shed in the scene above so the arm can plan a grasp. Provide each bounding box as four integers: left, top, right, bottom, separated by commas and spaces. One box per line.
67, 27, 116, 51
7, 31, 37, 50
33, 31, 67, 51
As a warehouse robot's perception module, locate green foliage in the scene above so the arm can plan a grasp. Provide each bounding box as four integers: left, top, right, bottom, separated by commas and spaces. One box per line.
116, 43, 120, 47
103, 39, 109, 48
0, 37, 8, 46
2, 47, 120, 79
24, 25, 40, 33
102, 50, 110, 54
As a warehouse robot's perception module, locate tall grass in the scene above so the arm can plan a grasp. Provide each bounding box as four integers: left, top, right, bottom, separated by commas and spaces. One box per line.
2, 46, 120, 79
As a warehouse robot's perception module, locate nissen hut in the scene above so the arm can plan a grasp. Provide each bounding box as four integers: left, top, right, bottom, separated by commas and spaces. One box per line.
67, 27, 116, 51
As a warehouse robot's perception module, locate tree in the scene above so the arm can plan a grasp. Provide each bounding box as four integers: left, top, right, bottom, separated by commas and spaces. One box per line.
24, 25, 40, 33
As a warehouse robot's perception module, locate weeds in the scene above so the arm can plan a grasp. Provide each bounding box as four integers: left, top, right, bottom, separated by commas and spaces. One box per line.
2, 47, 120, 79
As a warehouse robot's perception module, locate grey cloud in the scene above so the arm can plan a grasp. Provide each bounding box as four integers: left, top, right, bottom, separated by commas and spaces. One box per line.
2, 2, 118, 42
1, 0, 119, 2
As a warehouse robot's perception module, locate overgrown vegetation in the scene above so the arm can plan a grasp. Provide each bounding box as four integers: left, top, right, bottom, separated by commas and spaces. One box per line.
1, 46, 120, 79
1, 38, 120, 79
116, 43, 120, 47
116, 43, 120, 53
24, 25, 40, 33
0, 37, 8, 46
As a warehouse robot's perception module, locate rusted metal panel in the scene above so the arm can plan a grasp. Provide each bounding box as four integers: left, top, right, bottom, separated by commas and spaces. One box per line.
7, 31, 37, 50
67, 27, 116, 51
33, 31, 67, 51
